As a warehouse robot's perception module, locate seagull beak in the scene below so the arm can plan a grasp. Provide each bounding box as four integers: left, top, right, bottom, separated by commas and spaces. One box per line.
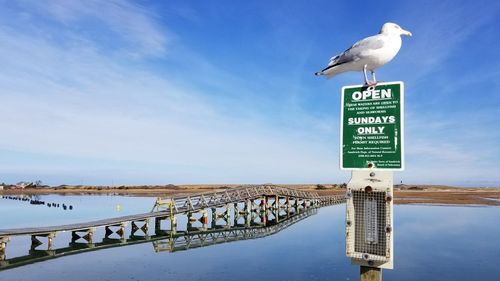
403, 29, 412, 37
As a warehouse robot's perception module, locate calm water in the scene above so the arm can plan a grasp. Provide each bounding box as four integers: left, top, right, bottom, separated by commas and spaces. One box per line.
1, 194, 500, 281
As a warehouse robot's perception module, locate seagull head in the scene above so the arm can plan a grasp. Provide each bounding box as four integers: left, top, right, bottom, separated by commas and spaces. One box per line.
380, 22, 412, 37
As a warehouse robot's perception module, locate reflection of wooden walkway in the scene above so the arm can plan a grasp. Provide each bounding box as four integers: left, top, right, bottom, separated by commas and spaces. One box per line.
0, 185, 345, 264
0, 207, 317, 271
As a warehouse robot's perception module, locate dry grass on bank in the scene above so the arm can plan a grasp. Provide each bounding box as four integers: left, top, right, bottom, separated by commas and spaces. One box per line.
1, 184, 499, 206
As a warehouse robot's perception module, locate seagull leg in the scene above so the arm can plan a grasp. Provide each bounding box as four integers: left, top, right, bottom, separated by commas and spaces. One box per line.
363, 65, 370, 86
363, 66, 377, 86
371, 70, 377, 85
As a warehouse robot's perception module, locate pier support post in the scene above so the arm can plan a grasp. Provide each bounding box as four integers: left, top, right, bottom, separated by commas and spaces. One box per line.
119, 223, 126, 240
83, 228, 95, 245
46, 233, 55, 250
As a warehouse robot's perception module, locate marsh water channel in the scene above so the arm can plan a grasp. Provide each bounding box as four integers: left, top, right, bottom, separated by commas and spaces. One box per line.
1, 194, 499, 281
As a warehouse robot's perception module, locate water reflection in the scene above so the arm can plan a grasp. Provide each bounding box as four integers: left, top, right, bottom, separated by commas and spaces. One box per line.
0, 207, 317, 271
2, 199, 500, 281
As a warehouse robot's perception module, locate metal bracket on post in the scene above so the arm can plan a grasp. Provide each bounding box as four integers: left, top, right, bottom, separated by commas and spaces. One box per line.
346, 169, 394, 270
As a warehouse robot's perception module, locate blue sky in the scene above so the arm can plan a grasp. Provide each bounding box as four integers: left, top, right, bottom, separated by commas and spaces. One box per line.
1, 0, 499, 186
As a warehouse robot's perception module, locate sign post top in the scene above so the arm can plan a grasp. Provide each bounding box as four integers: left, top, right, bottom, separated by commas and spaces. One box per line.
340, 81, 404, 170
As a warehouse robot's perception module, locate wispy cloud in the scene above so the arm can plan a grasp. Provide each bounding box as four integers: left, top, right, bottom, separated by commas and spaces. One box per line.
17, 0, 168, 58
390, 1, 500, 83
0, 3, 344, 184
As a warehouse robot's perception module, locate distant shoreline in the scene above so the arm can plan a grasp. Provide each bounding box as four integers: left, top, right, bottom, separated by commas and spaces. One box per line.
1, 184, 499, 206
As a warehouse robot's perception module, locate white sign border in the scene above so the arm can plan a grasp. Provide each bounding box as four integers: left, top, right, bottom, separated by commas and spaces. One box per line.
340, 81, 405, 171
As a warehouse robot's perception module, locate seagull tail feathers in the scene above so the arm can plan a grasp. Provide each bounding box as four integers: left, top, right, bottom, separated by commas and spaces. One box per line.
315, 70, 336, 79
315, 65, 340, 79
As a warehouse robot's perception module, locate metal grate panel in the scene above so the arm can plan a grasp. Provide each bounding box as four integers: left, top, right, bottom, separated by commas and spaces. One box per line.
353, 191, 387, 256
346, 190, 391, 263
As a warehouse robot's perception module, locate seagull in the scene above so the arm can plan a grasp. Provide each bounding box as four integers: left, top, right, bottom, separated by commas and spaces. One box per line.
315, 22, 412, 86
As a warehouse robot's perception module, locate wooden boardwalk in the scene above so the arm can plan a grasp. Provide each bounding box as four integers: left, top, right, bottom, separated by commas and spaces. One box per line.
0, 185, 343, 237
0, 185, 345, 263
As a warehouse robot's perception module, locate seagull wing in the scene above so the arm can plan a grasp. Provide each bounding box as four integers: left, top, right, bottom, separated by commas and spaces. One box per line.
326, 35, 386, 69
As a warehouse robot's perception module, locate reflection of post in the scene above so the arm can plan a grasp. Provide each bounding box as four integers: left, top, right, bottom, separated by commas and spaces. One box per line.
360, 266, 382, 281
201, 209, 208, 230
225, 204, 231, 219
246, 211, 251, 227
211, 208, 217, 228
171, 215, 177, 234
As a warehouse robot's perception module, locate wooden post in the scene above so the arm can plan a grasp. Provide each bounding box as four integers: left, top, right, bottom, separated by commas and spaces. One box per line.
0, 237, 8, 261
83, 229, 94, 244
360, 266, 382, 281
47, 233, 55, 250
119, 223, 126, 241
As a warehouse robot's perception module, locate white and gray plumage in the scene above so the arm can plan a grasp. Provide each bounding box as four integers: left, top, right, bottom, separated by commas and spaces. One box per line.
315, 22, 412, 85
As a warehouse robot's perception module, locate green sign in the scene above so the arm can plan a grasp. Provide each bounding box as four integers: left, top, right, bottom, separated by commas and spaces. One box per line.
341, 82, 404, 170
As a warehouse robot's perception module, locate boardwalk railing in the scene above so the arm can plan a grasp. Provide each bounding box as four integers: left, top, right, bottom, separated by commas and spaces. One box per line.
153, 185, 344, 213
